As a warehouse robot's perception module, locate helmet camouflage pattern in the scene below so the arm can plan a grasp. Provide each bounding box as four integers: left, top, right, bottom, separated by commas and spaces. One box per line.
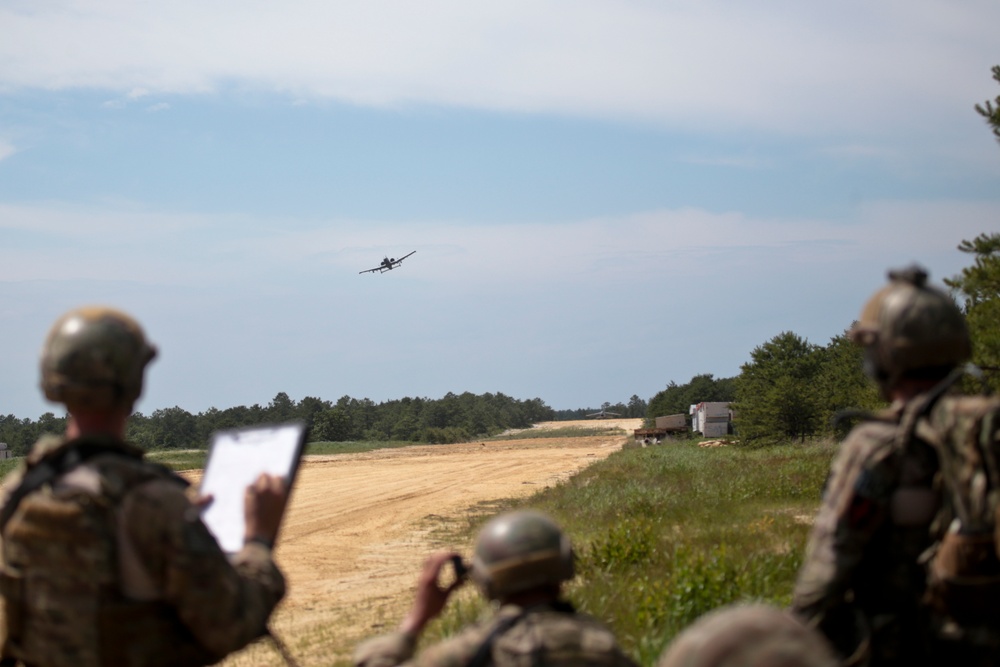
850, 265, 970, 387
656, 604, 838, 667
471, 510, 574, 600
40, 306, 157, 411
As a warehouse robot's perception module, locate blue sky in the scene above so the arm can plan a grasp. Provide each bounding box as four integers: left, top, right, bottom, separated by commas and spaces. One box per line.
2, 1, 999, 420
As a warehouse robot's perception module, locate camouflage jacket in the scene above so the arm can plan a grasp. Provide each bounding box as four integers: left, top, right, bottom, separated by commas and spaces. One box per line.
791, 401, 940, 665
0, 434, 285, 667
353, 601, 639, 667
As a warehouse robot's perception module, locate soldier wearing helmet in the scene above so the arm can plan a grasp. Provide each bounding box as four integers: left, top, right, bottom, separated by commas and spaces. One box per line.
353, 510, 638, 667
791, 267, 976, 666
0, 306, 288, 666
848, 266, 971, 397
657, 604, 838, 667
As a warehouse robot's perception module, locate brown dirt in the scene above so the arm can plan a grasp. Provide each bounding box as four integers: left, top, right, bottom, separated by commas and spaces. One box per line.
204, 419, 642, 666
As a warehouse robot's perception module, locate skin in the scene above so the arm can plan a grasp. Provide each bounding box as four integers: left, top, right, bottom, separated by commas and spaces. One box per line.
885, 377, 943, 403
398, 551, 561, 638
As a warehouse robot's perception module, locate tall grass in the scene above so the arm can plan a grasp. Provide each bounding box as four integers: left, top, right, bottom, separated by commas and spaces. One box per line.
0, 458, 20, 480
419, 438, 836, 666
143, 440, 421, 473
489, 426, 628, 440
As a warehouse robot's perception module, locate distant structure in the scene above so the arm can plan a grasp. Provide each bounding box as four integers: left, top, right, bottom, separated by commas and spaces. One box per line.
0, 443, 11, 459
634, 413, 686, 444
690, 402, 732, 438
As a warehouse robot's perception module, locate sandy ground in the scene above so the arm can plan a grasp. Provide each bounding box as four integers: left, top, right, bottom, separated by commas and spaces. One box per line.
202, 418, 642, 666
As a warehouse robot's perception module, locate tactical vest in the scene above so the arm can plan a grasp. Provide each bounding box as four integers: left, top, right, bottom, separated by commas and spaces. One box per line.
914, 394, 1000, 628
474, 603, 631, 667
0, 436, 218, 667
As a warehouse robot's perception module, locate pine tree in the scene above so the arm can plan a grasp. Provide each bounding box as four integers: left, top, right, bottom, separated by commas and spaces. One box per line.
976, 66, 1000, 144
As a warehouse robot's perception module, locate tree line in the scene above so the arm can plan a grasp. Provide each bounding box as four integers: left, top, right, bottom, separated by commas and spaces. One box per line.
0, 391, 555, 456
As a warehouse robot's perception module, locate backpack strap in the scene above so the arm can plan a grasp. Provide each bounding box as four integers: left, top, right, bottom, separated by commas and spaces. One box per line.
894, 365, 969, 454
466, 610, 528, 667
0, 438, 145, 532
465, 601, 575, 667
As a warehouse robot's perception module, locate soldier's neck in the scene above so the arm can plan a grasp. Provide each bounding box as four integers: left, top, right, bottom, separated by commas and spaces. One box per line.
65, 409, 129, 441
501, 586, 561, 608
888, 378, 945, 404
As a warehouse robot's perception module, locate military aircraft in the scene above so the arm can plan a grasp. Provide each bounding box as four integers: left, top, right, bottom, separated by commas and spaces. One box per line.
586, 407, 621, 419
359, 251, 416, 275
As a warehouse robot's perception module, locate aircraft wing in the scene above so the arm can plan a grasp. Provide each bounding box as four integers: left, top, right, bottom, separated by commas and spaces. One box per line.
395, 250, 416, 264
359, 266, 383, 274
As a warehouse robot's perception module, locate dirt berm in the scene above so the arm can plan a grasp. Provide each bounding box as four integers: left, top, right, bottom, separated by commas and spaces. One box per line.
202, 419, 640, 666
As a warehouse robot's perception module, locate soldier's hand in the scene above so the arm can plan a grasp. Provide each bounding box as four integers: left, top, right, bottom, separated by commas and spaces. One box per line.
399, 551, 466, 637
243, 473, 288, 548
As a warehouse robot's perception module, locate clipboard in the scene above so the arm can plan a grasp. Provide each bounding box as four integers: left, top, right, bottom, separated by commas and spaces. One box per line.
199, 421, 307, 554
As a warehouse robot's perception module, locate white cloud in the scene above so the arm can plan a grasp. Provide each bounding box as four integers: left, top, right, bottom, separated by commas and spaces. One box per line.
1, 1, 997, 136
5, 197, 984, 294
0, 139, 15, 161
1, 198, 994, 418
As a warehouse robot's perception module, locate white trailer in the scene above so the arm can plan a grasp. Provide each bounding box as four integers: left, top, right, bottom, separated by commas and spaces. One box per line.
692, 402, 731, 438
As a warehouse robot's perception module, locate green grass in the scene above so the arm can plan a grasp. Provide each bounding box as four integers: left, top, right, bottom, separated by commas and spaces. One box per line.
488, 426, 628, 440
145, 449, 209, 470
143, 439, 422, 473
303, 440, 420, 455
0, 458, 20, 480
418, 438, 837, 666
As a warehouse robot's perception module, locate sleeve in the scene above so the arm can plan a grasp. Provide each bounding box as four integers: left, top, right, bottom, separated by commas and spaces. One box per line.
353, 631, 419, 667
791, 423, 897, 625
353, 626, 485, 667
120, 478, 286, 658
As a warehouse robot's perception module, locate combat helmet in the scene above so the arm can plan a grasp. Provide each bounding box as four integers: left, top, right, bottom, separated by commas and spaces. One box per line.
40, 306, 157, 411
656, 604, 839, 667
471, 510, 574, 600
850, 266, 971, 389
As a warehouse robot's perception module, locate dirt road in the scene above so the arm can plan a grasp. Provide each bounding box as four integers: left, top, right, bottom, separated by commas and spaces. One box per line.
212, 419, 641, 666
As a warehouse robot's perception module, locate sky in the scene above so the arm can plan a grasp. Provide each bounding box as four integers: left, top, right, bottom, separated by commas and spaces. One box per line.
2, 0, 999, 420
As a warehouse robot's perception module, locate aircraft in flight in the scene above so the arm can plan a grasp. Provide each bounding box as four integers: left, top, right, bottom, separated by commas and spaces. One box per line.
359, 251, 416, 274
586, 407, 622, 419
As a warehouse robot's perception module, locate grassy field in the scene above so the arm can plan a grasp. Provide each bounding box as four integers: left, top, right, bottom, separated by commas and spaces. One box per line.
489, 426, 629, 440
417, 437, 837, 666
143, 439, 424, 472
0, 458, 19, 479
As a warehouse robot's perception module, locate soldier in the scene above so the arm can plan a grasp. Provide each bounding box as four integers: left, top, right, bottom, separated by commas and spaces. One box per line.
353, 510, 638, 667
0, 306, 287, 667
791, 266, 982, 666
656, 603, 838, 667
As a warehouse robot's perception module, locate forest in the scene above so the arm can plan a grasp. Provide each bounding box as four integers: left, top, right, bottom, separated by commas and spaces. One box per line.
0, 391, 556, 456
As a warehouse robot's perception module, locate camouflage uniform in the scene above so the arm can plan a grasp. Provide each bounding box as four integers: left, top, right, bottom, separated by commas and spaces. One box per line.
791, 401, 940, 666
0, 433, 285, 667
657, 603, 838, 667
354, 601, 638, 667
791, 266, 986, 667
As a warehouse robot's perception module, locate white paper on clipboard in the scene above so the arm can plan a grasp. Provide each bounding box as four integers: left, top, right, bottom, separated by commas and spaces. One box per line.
199, 422, 306, 554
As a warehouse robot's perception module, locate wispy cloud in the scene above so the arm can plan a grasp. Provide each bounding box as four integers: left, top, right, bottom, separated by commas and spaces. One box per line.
0, 139, 15, 162
678, 155, 771, 169
3, 199, 990, 288
1, 1, 996, 136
